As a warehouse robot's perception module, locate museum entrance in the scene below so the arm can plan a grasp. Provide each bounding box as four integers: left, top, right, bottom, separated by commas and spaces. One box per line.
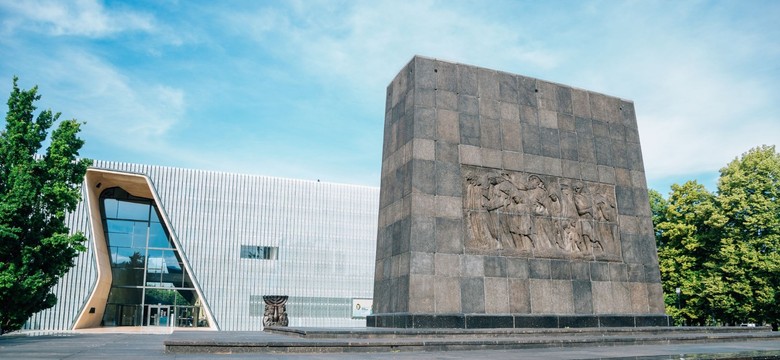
142, 304, 204, 327
98, 187, 209, 328
146, 305, 171, 326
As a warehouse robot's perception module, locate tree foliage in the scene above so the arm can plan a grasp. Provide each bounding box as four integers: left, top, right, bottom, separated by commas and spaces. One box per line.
0, 77, 90, 334
652, 145, 780, 329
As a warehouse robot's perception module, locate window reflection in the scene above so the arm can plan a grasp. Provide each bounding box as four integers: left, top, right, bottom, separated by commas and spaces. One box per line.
117, 200, 150, 221
148, 222, 169, 248
103, 198, 119, 219
107, 219, 133, 234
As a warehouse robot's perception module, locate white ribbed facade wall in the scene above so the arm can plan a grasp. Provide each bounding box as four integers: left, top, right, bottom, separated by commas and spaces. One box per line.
25, 160, 379, 331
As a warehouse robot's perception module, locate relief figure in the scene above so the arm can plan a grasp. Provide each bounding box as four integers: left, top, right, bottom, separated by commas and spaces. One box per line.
483, 174, 514, 250
573, 182, 596, 249
558, 182, 579, 219
527, 175, 559, 217
505, 194, 534, 250
593, 186, 617, 222
558, 220, 577, 251
465, 175, 492, 249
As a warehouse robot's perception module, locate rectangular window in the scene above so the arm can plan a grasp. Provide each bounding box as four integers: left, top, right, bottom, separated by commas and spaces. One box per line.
240, 245, 278, 260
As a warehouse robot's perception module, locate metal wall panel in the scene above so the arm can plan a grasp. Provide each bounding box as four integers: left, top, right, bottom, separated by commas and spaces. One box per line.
25, 160, 379, 331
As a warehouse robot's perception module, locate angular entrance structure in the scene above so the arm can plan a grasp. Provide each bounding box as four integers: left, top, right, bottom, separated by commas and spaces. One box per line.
368, 56, 668, 328
73, 169, 215, 329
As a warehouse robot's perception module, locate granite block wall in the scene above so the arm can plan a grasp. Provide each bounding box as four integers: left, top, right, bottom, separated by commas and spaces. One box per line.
370, 56, 666, 328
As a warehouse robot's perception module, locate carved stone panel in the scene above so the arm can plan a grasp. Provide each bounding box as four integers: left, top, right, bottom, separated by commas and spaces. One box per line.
463, 166, 622, 261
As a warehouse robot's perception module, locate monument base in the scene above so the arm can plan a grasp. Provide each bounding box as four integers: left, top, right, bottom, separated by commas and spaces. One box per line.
165, 326, 780, 355
366, 313, 670, 329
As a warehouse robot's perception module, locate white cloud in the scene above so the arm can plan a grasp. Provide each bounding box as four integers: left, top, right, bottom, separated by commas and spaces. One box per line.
560, 2, 780, 185
0, 0, 153, 37
221, 1, 560, 94
26, 50, 186, 147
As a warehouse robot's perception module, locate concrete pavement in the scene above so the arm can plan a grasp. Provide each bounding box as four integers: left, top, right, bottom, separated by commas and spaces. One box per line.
2, 329, 780, 359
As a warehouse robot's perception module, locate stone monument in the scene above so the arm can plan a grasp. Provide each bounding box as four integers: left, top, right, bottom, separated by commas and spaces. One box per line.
367, 56, 668, 328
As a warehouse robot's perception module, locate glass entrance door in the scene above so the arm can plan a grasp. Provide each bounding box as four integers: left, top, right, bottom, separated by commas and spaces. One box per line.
146, 305, 172, 326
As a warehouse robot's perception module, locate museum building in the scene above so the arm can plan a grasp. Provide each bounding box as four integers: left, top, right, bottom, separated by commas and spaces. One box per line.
23, 160, 379, 331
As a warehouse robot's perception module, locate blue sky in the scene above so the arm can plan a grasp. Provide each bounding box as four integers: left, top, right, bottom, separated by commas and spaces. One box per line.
0, 1, 778, 195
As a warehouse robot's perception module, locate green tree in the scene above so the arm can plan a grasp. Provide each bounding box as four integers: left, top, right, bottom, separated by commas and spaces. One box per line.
652, 182, 720, 325
0, 77, 90, 334
704, 145, 780, 328
652, 145, 780, 329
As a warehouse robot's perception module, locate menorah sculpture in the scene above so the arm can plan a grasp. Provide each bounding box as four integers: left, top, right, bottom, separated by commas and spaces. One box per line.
262, 295, 289, 327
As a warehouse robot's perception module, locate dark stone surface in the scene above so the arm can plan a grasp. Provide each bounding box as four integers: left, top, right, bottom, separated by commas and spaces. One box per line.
436, 90, 458, 111
590, 262, 610, 281
413, 106, 436, 139
550, 260, 572, 280
514, 315, 559, 328
459, 94, 479, 115
520, 123, 541, 155
460, 277, 486, 313
609, 263, 628, 282
529, 259, 551, 279
480, 117, 502, 149
570, 261, 591, 280
572, 280, 594, 314
436, 61, 458, 92
467, 315, 514, 328
541, 127, 562, 158
459, 113, 480, 146
594, 136, 614, 166
612, 140, 628, 169
575, 116, 593, 137
636, 314, 671, 327
435, 141, 459, 163
615, 185, 636, 216
435, 162, 461, 196
628, 264, 646, 282
458, 64, 478, 96
425, 314, 466, 328
599, 315, 635, 327
435, 217, 463, 254
410, 216, 435, 252
506, 258, 529, 279
484, 256, 507, 277
498, 72, 518, 104
558, 113, 575, 132
411, 159, 435, 194
577, 137, 596, 164
517, 76, 537, 107
559, 315, 599, 328
559, 130, 578, 161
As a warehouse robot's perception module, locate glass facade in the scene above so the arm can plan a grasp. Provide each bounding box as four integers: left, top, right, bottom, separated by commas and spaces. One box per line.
100, 187, 207, 328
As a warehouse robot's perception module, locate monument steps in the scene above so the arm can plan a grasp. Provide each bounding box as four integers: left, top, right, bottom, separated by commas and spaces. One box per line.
265, 326, 775, 339
164, 326, 780, 354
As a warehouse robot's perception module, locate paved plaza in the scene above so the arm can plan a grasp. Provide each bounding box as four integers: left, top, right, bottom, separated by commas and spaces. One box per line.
2, 329, 780, 359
